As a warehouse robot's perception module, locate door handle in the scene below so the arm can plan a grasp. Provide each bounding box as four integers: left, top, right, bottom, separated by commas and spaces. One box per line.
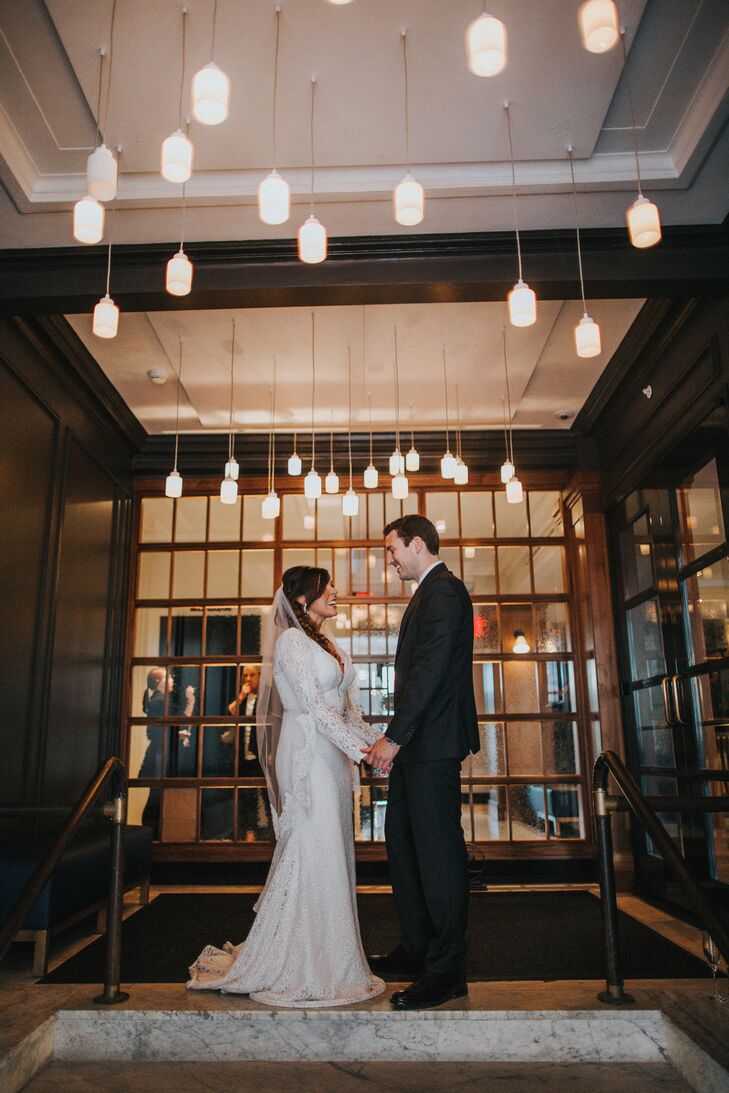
661, 676, 673, 725
670, 675, 687, 726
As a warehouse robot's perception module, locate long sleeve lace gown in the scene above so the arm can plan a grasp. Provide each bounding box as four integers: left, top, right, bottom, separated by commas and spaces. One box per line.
187, 628, 385, 1007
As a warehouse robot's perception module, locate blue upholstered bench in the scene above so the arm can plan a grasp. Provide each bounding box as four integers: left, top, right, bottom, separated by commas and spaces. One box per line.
0, 824, 152, 976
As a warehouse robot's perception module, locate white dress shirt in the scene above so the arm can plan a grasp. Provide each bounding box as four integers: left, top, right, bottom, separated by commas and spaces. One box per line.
417, 559, 445, 585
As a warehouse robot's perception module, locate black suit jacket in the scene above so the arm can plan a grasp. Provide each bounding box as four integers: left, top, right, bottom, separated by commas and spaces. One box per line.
385, 563, 480, 764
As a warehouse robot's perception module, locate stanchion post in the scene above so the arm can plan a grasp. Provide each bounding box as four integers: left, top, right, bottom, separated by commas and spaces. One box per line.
94, 787, 129, 1005
594, 785, 634, 1005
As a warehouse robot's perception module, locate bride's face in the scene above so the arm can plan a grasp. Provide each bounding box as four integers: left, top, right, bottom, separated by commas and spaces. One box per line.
300, 579, 338, 627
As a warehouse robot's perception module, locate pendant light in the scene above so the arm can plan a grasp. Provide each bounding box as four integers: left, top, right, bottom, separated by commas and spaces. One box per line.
87, 39, 118, 202
621, 32, 661, 248
502, 328, 523, 504
298, 78, 327, 264
406, 403, 420, 472
191, 0, 230, 126
220, 318, 239, 505
165, 337, 184, 498
162, 7, 193, 183
391, 327, 408, 499
504, 103, 537, 327
440, 347, 457, 479
568, 146, 601, 358
454, 382, 469, 484
394, 30, 424, 227
466, 10, 507, 77
325, 428, 340, 494
92, 174, 119, 339
342, 346, 359, 517
288, 428, 302, 476
364, 393, 378, 488
304, 313, 322, 499
259, 6, 290, 225
262, 365, 280, 519
578, 0, 619, 54
166, 176, 193, 296
74, 50, 106, 243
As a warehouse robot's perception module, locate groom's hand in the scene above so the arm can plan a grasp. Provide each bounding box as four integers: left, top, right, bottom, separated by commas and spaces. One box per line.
361, 736, 400, 774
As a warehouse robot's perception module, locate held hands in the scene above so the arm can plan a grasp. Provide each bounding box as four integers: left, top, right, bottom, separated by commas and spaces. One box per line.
361, 736, 400, 776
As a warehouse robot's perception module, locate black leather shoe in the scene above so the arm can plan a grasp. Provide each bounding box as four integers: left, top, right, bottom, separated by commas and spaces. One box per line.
368, 944, 424, 977
390, 973, 468, 1010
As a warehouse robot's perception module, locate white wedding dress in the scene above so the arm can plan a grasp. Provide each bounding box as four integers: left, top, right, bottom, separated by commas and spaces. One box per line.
187, 627, 385, 1007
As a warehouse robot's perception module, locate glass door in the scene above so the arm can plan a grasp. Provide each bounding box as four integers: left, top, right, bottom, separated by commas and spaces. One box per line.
612, 408, 729, 904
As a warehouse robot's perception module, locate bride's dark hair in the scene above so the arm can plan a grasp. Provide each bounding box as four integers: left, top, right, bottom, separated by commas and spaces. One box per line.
282, 565, 342, 666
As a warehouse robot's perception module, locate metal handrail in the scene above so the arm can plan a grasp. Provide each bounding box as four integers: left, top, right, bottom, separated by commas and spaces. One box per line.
0, 757, 129, 1005
593, 750, 729, 1005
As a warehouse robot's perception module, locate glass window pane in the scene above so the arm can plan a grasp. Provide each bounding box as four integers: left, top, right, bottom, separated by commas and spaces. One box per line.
209, 497, 242, 542
137, 551, 171, 599
351, 547, 368, 594
678, 459, 725, 564
620, 514, 654, 601
202, 725, 236, 777
206, 550, 240, 599
283, 494, 315, 540
205, 607, 238, 656
506, 721, 542, 776
140, 498, 173, 543
426, 493, 460, 538
333, 547, 350, 596
501, 603, 533, 654
539, 660, 576, 714
460, 492, 494, 537
440, 546, 461, 579
546, 785, 583, 839
683, 555, 729, 663
134, 607, 168, 657
174, 497, 207, 542
509, 785, 546, 839
402, 492, 418, 516
471, 723, 506, 776
203, 664, 238, 716
282, 548, 316, 578
129, 723, 161, 779
161, 787, 198, 842
165, 725, 198, 777
542, 721, 579, 775
635, 686, 675, 767
535, 603, 571, 653
503, 661, 538, 714
349, 497, 368, 540
331, 605, 352, 653
460, 792, 474, 842
626, 597, 665, 681
473, 785, 508, 840
367, 493, 385, 539
473, 605, 499, 653
238, 788, 273, 841
172, 551, 205, 599
498, 547, 531, 593
463, 547, 496, 594
473, 662, 503, 715
495, 492, 529, 537
532, 546, 564, 594
317, 495, 348, 540
240, 606, 270, 655
387, 605, 405, 654
241, 549, 274, 597
166, 665, 200, 717
169, 606, 203, 656
242, 495, 271, 542
528, 492, 563, 537
368, 549, 387, 596
200, 787, 234, 840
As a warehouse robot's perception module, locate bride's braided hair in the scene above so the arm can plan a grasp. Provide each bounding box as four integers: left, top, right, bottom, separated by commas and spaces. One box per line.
282, 565, 343, 669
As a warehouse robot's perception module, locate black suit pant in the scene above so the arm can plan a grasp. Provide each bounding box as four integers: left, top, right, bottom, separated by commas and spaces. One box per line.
385, 757, 468, 977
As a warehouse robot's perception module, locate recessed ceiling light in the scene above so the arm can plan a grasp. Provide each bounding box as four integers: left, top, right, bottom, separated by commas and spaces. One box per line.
147, 368, 167, 385
554, 409, 574, 421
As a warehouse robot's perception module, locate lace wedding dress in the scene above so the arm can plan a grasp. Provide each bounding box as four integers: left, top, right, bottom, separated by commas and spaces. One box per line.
187, 627, 385, 1007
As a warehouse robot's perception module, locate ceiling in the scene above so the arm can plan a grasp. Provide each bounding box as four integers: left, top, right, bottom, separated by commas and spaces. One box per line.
66, 298, 644, 434
0, 0, 727, 247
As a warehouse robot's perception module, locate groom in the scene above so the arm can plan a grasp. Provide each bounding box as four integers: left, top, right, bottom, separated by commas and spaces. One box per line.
362, 514, 479, 1009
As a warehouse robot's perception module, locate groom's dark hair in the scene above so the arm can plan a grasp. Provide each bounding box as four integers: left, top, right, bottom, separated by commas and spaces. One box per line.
384, 515, 439, 555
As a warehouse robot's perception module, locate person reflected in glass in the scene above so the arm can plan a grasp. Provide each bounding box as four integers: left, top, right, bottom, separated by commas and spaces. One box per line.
140, 667, 196, 834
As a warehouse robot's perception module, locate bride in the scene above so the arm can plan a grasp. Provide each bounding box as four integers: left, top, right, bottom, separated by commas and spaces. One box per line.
187, 565, 386, 1007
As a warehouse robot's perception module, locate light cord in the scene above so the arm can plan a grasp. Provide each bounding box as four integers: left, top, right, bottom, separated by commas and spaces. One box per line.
620, 30, 643, 194
393, 327, 402, 452
309, 77, 317, 215
228, 318, 236, 465
329, 427, 335, 474
368, 392, 373, 464
347, 345, 354, 487
271, 356, 276, 490
95, 48, 106, 147
310, 312, 316, 469
173, 337, 183, 471
103, 147, 120, 296
442, 345, 450, 452
401, 30, 411, 172
101, 0, 118, 141
567, 146, 588, 314
504, 102, 523, 282
409, 402, 415, 450
271, 6, 281, 168
502, 327, 514, 463
455, 382, 462, 460
502, 396, 509, 464
178, 6, 188, 128
210, 0, 219, 60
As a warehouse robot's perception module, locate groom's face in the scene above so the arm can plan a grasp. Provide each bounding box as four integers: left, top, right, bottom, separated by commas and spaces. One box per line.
385, 530, 420, 583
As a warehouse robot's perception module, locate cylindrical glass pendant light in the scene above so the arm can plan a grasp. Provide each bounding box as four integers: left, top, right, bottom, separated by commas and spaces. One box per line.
220, 474, 238, 504
192, 61, 230, 125
262, 490, 280, 519
508, 279, 537, 327
73, 195, 104, 245
166, 249, 193, 296
405, 446, 420, 472
500, 458, 515, 484
578, 0, 619, 53
466, 12, 507, 77
441, 451, 457, 479
575, 313, 602, 357
325, 469, 339, 494
342, 487, 359, 516
392, 472, 409, 500
161, 130, 193, 183
389, 449, 404, 476
454, 459, 469, 485
93, 293, 119, 338
87, 144, 117, 201
288, 436, 302, 476
626, 195, 662, 249
440, 347, 457, 478
224, 457, 239, 481
298, 215, 327, 264
259, 171, 290, 225
165, 469, 183, 498
394, 175, 424, 227
304, 468, 322, 499
506, 475, 523, 504
364, 463, 378, 489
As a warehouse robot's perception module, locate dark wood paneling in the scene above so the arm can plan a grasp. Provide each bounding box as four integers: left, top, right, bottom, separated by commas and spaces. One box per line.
0, 360, 58, 801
